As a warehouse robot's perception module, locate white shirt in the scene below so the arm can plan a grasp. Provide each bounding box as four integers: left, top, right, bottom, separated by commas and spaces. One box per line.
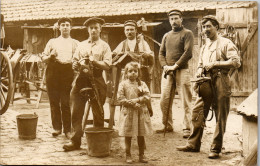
113, 37, 152, 54
127, 38, 137, 52
43, 36, 79, 64
73, 38, 112, 66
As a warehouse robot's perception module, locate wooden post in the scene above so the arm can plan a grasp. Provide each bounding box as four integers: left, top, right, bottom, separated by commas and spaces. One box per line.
23, 23, 29, 51
82, 102, 91, 130
35, 67, 46, 108
22, 24, 31, 104
240, 140, 257, 166
108, 65, 122, 128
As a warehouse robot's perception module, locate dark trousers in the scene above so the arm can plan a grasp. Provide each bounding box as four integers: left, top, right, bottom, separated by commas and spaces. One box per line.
46, 61, 73, 133
188, 73, 231, 153
70, 76, 107, 146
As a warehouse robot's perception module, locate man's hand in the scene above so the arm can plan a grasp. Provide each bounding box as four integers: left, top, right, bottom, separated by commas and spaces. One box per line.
41, 56, 51, 63
164, 64, 178, 74
72, 61, 80, 71
50, 49, 57, 59
196, 68, 204, 78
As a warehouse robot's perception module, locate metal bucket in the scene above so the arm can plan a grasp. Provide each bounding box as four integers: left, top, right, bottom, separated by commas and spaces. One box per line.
85, 127, 114, 157
16, 114, 38, 140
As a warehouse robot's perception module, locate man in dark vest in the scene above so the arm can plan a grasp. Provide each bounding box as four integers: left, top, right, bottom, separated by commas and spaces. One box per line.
176, 15, 241, 159
113, 20, 154, 116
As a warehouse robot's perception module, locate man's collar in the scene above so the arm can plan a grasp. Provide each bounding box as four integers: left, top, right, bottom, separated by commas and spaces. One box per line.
87, 38, 100, 44
208, 33, 219, 42
59, 35, 71, 39
127, 38, 136, 42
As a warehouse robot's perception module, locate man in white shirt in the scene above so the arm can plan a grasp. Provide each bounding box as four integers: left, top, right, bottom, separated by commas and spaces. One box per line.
63, 17, 112, 151
41, 18, 79, 138
176, 15, 241, 159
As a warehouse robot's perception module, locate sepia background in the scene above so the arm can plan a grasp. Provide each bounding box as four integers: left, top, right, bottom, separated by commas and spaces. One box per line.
0, 0, 258, 165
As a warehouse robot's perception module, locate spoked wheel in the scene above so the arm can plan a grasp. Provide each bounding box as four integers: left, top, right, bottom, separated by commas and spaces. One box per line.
0, 51, 14, 115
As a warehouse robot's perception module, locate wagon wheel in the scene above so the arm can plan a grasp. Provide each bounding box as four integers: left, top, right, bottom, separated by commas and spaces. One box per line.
0, 51, 14, 115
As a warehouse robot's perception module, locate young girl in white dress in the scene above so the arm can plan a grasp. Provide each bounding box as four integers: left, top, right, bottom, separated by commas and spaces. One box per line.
117, 62, 153, 163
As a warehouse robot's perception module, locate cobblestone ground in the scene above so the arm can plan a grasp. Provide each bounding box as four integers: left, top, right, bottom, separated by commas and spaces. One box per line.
0, 97, 243, 165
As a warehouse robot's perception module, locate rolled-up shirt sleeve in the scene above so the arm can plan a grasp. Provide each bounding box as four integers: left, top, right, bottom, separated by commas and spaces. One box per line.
223, 40, 241, 68
142, 40, 154, 67
102, 43, 112, 66
72, 45, 82, 64
197, 45, 205, 68
113, 42, 123, 55
41, 39, 53, 59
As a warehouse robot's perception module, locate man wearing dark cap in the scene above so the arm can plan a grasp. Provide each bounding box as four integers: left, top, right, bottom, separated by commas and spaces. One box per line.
113, 19, 154, 115
158, 9, 193, 138
177, 15, 240, 159
63, 17, 112, 151
41, 17, 79, 138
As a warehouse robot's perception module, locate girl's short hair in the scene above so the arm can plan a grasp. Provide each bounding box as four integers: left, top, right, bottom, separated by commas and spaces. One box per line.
123, 61, 141, 80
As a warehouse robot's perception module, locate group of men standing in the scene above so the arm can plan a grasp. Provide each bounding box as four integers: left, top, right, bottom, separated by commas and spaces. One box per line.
41, 8, 240, 160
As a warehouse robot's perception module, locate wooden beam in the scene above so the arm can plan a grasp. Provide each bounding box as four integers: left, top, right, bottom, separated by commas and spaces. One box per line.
231, 91, 252, 97
240, 140, 257, 166
241, 23, 258, 56
219, 22, 248, 29
21, 22, 162, 29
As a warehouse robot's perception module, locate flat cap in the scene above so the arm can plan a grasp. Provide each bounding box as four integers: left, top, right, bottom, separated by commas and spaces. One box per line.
83, 17, 105, 27
202, 15, 219, 26
124, 20, 137, 27
57, 17, 72, 25
168, 9, 183, 16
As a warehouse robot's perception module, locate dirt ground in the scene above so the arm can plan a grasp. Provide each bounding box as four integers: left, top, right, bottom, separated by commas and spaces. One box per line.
0, 95, 244, 165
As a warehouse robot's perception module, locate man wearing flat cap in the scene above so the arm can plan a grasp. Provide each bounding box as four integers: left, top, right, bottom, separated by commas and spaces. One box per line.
177, 15, 240, 159
63, 17, 112, 151
113, 20, 154, 163
113, 19, 154, 116
158, 9, 193, 138
41, 17, 79, 138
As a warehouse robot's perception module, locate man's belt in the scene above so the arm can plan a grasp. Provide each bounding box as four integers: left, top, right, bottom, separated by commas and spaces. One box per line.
191, 77, 211, 83
208, 68, 229, 75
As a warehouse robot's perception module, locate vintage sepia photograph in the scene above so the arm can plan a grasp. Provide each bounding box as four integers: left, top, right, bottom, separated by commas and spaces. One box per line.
0, 0, 258, 165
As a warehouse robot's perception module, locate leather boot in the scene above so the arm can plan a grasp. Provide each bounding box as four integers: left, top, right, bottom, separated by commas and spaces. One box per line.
63, 141, 80, 152
125, 137, 133, 163
138, 136, 148, 163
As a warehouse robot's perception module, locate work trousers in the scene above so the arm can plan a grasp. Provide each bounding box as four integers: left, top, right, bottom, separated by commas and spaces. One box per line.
160, 68, 192, 130
187, 72, 231, 153
70, 76, 107, 146
46, 61, 73, 133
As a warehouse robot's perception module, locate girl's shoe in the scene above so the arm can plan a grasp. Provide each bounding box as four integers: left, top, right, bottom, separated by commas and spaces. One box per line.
139, 155, 148, 163
126, 155, 133, 164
